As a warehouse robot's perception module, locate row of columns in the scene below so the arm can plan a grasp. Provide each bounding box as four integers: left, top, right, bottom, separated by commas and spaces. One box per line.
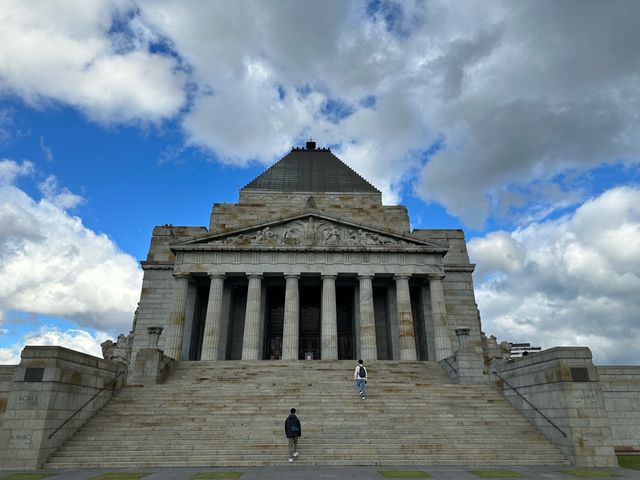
163, 273, 453, 362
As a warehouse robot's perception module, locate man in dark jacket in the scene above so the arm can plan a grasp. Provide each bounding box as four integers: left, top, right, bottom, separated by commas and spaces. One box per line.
284, 407, 302, 463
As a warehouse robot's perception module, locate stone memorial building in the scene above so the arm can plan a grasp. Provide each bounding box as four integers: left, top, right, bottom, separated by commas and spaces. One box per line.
132, 141, 481, 366
2, 141, 638, 470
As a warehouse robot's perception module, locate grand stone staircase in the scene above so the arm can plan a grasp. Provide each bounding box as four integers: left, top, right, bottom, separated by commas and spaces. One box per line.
45, 361, 569, 467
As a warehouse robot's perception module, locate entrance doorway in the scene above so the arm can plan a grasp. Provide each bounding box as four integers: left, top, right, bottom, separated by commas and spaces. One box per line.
336, 285, 354, 359
299, 285, 321, 360
264, 285, 285, 360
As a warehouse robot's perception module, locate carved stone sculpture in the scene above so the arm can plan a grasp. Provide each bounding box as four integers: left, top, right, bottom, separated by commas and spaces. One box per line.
209, 216, 409, 248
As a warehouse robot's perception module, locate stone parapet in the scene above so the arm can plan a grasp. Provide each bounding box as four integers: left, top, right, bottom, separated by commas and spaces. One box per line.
0, 346, 122, 469
491, 347, 617, 467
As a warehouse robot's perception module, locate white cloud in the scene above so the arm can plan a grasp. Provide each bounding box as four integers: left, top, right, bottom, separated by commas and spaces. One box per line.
0, 326, 110, 364
0, 159, 142, 331
3, 1, 640, 225
134, 1, 640, 221
0, 0, 186, 124
38, 175, 85, 209
469, 186, 640, 365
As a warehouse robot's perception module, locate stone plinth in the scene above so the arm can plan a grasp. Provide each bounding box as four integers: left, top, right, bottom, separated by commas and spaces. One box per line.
491, 347, 617, 467
0, 346, 121, 469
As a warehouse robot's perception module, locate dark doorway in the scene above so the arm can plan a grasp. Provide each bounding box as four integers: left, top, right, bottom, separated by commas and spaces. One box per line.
411, 283, 428, 360
226, 283, 247, 360
299, 285, 321, 360
264, 285, 285, 359
336, 285, 354, 359
188, 283, 209, 361
373, 285, 392, 360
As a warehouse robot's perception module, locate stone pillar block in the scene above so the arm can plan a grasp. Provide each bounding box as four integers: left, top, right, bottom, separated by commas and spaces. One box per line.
282, 274, 300, 360
395, 275, 417, 360
491, 347, 618, 467
242, 274, 263, 360
429, 274, 453, 360
358, 275, 377, 361
164, 273, 191, 360
0, 346, 120, 469
201, 274, 226, 360
321, 275, 338, 360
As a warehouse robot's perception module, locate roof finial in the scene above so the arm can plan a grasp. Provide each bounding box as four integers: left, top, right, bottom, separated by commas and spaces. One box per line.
306, 137, 316, 150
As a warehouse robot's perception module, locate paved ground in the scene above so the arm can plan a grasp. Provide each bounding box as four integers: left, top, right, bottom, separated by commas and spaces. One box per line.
1, 465, 639, 480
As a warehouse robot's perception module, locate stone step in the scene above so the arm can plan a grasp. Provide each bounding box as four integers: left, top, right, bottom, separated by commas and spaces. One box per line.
46, 360, 569, 467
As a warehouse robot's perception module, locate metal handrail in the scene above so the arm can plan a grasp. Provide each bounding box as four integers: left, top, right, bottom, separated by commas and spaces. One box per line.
48, 369, 127, 439
443, 358, 458, 375
492, 370, 566, 437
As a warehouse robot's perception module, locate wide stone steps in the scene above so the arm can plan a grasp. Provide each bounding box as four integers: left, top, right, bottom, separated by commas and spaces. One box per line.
44, 360, 569, 468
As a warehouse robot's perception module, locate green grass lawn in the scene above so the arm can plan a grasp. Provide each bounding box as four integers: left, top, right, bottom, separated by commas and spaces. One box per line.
557, 469, 619, 477
469, 471, 524, 478
191, 473, 243, 479
618, 455, 640, 470
379, 471, 431, 478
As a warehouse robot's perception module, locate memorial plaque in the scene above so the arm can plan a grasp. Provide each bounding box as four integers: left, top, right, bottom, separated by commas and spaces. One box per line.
570, 367, 589, 382
24, 367, 44, 382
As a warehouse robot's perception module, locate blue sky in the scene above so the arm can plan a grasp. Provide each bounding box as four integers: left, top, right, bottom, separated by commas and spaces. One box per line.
1, 0, 639, 364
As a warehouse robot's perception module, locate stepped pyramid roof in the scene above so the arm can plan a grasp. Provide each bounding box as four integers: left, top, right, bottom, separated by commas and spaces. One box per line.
242, 141, 380, 193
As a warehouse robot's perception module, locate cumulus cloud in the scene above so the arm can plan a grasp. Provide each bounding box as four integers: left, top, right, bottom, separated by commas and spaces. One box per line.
4, 1, 639, 218
413, 1, 640, 227
469, 186, 640, 365
0, 159, 143, 331
0, 326, 110, 364
134, 0, 640, 219
0, 0, 187, 124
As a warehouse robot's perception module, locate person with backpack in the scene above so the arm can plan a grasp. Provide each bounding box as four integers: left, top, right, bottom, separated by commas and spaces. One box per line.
354, 359, 367, 400
284, 407, 302, 463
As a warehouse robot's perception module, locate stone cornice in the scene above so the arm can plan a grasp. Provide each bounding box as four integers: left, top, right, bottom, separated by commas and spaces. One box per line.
444, 263, 476, 273
140, 261, 175, 271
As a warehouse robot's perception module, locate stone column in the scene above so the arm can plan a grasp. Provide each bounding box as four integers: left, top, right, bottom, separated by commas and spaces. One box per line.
282, 274, 300, 360
429, 274, 453, 360
242, 274, 263, 360
358, 274, 377, 361
395, 274, 417, 360
164, 273, 190, 360
200, 274, 225, 360
321, 275, 338, 360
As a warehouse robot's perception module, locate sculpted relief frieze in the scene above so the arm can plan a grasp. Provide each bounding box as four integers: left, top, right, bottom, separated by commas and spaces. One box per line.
209, 217, 411, 248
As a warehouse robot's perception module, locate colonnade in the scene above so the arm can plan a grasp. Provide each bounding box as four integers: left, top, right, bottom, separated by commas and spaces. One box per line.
163, 273, 453, 362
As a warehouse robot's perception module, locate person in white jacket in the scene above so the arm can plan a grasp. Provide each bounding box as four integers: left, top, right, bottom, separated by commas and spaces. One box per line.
354, 359, 368, 400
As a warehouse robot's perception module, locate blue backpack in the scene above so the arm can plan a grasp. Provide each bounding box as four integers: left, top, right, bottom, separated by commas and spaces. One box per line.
358, 366, 366, 378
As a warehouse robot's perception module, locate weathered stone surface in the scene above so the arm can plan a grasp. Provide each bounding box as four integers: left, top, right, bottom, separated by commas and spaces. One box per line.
597, 365, 640, 451
491, 347, 618, 467
0, 346, 120, 469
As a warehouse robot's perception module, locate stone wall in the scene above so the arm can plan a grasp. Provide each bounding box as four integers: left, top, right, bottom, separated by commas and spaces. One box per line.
211, 191, 410, 234
491, 347, 617, 466
144, 225, 208, 264
0, 346, 121, 469
130, 268, 176, 366
0, 365, 16, 425
411, 229, 481, 352
597, 365, 640, 451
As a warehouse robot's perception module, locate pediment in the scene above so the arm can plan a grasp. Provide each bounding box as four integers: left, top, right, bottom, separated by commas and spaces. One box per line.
172, 213, 448, 251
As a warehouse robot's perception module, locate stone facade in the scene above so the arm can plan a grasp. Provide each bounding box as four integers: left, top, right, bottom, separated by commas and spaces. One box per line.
0, 347, 122, 469
130, 144, 483, 368
597, 366, 640, 452
491, 347, 618, 466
